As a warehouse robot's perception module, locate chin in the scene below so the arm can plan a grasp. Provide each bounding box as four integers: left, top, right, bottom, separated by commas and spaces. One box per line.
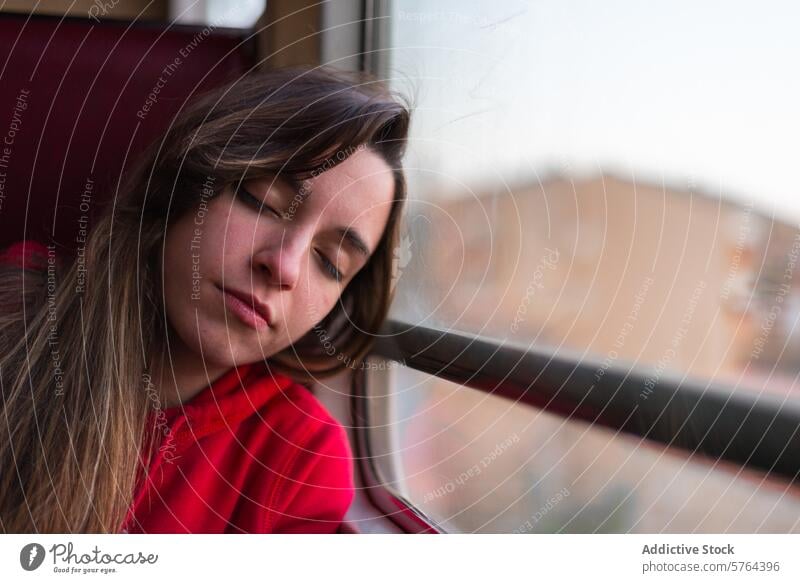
198, 329, 254, 366
165, 291, 281, 369
204, 324, 281, 367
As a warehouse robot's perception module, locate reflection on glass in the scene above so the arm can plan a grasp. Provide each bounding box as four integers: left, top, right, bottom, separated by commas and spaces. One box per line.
370, 364, 800, 533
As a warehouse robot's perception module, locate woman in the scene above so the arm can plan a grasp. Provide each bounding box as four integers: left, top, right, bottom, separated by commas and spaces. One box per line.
0, 66, 410, 533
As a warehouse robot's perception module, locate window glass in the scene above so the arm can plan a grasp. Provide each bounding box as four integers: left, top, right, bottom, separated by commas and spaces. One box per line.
386, 0, 800, 391
368, 361, 800, 533
171, 0, 265, 28
372, 0, 800, 532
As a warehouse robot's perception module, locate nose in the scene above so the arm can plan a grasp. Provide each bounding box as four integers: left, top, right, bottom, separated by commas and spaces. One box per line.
251, 231, 305, 290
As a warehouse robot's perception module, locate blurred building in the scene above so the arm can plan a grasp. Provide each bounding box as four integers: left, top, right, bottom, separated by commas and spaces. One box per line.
390, 174, 800, 532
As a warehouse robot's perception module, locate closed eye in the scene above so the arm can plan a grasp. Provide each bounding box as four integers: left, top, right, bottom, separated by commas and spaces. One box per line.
236, 184, 342, 282
316, 250, 343, 282
234, 185, 283, 218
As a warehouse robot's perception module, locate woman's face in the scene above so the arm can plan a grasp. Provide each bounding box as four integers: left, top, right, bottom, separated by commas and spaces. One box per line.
160, 147, 395, 370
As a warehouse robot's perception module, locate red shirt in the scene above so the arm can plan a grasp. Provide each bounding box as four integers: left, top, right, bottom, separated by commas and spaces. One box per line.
2, 240, 356, 533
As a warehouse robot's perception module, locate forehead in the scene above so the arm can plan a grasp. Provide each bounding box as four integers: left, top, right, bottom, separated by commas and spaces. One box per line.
306, 147, 395, 210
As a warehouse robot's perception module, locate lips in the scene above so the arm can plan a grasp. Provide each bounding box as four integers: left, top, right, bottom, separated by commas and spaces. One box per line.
216, 284, 273, 330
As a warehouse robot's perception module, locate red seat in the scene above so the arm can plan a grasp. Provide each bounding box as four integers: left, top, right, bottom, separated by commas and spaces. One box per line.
0, 13, 257, 254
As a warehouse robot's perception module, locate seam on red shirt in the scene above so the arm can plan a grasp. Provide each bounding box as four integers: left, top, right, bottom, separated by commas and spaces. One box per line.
263, 422, 319, 533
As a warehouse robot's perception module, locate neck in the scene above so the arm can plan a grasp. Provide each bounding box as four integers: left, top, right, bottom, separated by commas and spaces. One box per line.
151, 332, 230, 409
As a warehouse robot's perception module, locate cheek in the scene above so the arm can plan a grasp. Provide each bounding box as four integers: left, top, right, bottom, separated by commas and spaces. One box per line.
201, 203, 261, 268
294, 286, 341, 334
160, 223, 198, 329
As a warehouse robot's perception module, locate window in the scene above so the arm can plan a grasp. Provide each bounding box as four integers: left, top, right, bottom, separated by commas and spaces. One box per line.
363, 0, 800, 532
386, 0, 800, 390
170, 0, 265, 28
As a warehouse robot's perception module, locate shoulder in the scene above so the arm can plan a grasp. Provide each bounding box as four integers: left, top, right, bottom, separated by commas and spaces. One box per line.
260, 377, 352, 455
259, 378, 355, 533
0, 240, 50, 270
263, 379, 354, 477
0, 240, 51, 316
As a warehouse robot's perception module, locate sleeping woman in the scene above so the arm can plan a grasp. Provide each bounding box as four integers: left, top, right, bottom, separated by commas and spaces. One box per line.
0, 66, 410, 533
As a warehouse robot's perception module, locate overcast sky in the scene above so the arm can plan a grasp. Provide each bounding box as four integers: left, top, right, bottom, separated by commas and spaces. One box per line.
388, 0, 800, 223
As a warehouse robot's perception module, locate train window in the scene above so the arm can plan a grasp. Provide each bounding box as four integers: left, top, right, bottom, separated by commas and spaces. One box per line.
361, 0, 800, 532
384, 0, 800, 400
170, 0, 265, 27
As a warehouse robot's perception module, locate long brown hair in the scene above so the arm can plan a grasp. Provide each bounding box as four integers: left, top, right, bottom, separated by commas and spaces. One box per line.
0, 66, 410, 533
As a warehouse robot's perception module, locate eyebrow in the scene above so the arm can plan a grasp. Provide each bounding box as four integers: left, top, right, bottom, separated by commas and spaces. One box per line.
285, 177, 312, 204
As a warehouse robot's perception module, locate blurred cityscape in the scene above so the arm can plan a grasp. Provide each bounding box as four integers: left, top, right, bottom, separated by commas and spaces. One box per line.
380, 174, 800, 533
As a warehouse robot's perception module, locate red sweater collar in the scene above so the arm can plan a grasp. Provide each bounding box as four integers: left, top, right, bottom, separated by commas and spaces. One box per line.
158, 360, 294, 446
126, 361, 297, 533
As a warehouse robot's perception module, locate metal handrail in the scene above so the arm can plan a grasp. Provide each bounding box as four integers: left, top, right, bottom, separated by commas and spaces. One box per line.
368, 319, 800, 483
